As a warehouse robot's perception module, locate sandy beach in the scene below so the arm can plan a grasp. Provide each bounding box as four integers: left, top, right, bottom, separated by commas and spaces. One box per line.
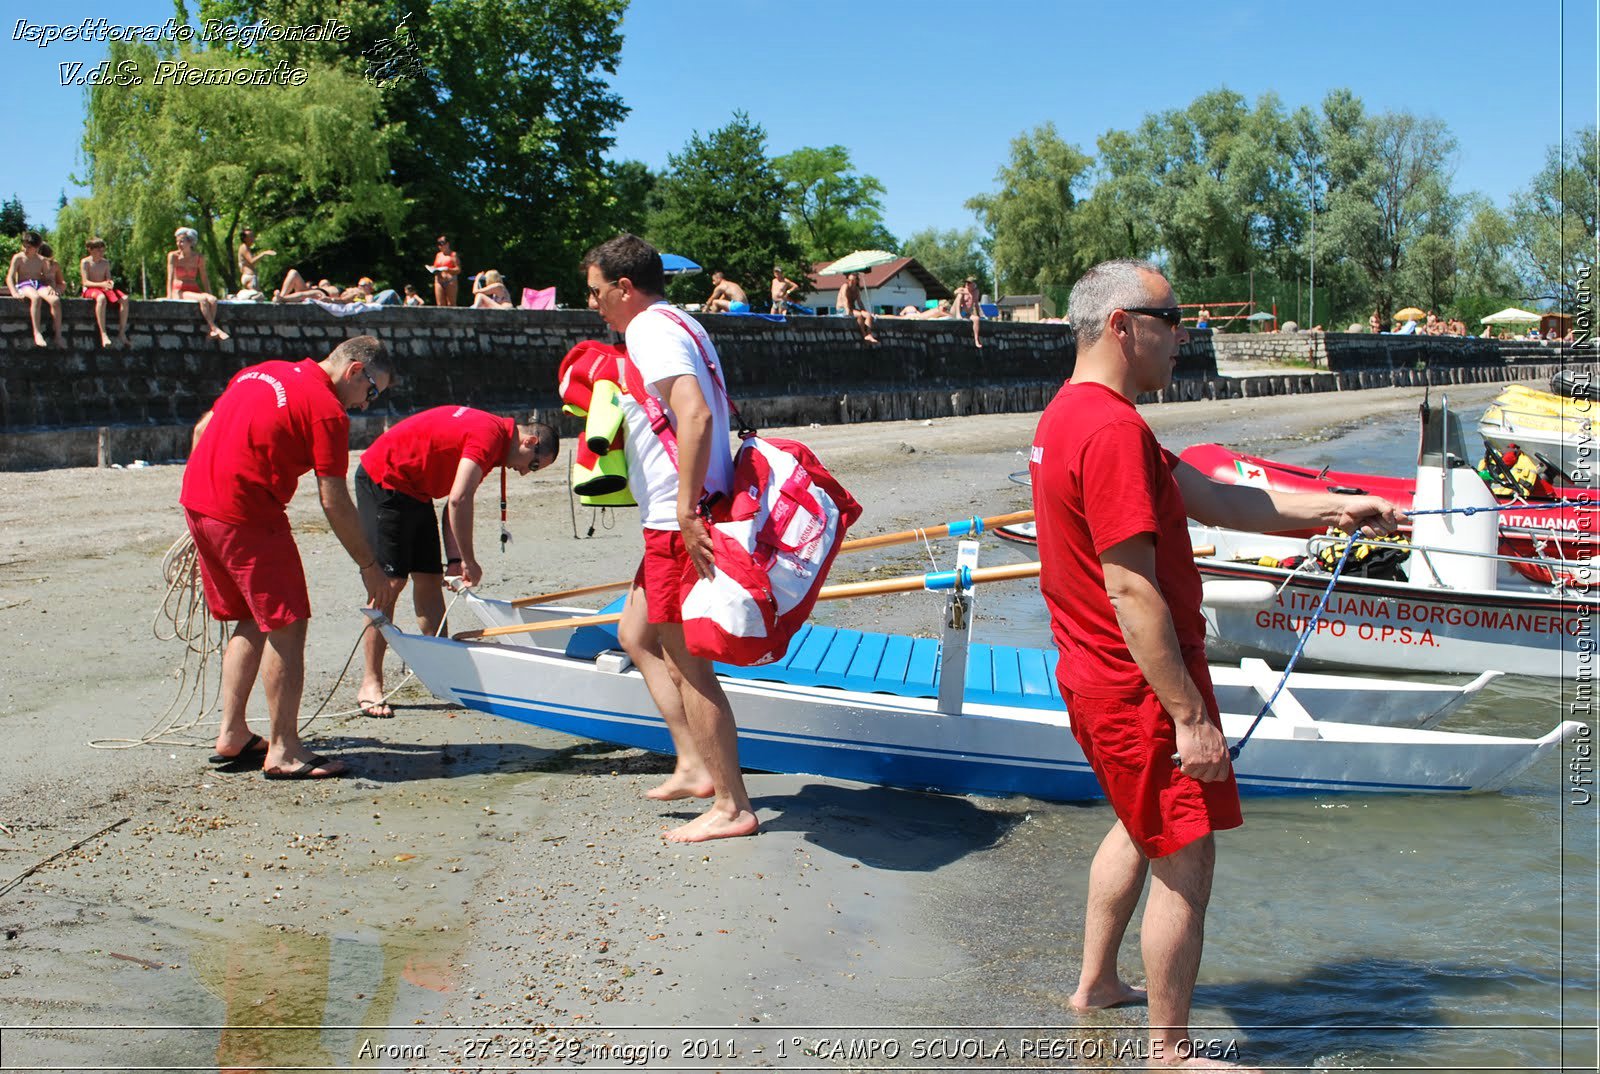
0, 382, 1516, 1070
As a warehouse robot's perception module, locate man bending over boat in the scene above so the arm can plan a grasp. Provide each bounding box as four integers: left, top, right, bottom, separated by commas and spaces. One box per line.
582, 233, 758, 843
182, 336, 399, 780
1031, 259, 1401, 1070
353, 406, 559, 717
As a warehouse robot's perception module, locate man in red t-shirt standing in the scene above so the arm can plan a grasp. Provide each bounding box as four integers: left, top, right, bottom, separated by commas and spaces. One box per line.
353, 406, 559, 715
181, 335, 398, 781
1031, 260, 1400, 1069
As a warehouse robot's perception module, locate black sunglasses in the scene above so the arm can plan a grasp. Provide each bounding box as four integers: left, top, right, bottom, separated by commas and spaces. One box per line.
359, 367, 382, 404
1121, 306, 1185, 327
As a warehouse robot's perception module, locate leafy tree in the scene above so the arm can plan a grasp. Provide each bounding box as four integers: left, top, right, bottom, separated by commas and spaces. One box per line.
646, 112, 800, 304
1450, 199, 1524, 326
966, 122, 1095, 294
78, 40, 401, 293
198, 0, 629, 298
1511, 127, 1599, 306
1318, 101, 1459, 327
773, 145, 895, 264
0, 195, 28, 238
589, 159, 659, 247
902, 227, 988, 294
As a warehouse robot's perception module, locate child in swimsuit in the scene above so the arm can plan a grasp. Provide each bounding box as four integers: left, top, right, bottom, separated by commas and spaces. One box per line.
6, 231, 63, 347
80, 237, 130, 348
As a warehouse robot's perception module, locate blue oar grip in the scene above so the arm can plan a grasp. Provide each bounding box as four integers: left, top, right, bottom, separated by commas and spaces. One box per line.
923, 567, 973, 591
946, 515, 983, 537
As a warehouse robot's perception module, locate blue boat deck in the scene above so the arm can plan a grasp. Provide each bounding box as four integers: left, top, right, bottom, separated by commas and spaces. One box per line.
565, 617, 1065, 712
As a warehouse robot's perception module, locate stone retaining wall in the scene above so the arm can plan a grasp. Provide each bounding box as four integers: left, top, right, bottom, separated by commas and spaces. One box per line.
0, 297, 1573, 470
1206, 330, 1579, 370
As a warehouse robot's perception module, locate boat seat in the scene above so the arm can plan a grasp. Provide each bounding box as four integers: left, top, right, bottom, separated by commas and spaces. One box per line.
719, 624, 1065, 710
563, 617, 1066, 711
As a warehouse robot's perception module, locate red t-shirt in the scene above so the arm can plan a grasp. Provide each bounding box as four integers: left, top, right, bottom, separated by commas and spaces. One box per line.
360, 406, 513, 502
1030, 381, 1207, 697
180, 359, 350, 531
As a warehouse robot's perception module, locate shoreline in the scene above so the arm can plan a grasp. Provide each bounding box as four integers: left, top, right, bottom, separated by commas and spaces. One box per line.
0, 382, 1514, 1068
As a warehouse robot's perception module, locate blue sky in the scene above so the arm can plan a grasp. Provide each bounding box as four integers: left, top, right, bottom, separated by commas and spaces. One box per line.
2, 0, 1595, 240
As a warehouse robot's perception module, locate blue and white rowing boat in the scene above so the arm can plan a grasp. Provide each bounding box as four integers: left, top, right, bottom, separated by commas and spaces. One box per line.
368, 559, 1571, 800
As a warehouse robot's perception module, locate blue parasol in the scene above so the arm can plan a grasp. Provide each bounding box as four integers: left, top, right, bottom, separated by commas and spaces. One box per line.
660, 253, 702, 276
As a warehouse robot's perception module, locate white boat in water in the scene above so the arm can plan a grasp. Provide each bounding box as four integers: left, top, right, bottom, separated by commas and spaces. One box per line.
367, 547, 1573, 799
1193, 403, 1598, 678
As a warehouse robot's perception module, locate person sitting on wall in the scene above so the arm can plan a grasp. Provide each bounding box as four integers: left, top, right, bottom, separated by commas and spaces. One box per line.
167, 227, 230, 340
403, 284, 425, 306
80, 237, 130, 349
6, 231, 64, 348
237, 228, 276, 292
769, 267, 799, 314
471, 270, 514, 309
838, 271, 879, 345
705, 271, 749, 313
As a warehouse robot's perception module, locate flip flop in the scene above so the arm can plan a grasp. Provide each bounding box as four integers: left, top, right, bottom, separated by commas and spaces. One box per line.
208, 733, 267, 770
263, 758, 347, 781
357, 698, 394, 719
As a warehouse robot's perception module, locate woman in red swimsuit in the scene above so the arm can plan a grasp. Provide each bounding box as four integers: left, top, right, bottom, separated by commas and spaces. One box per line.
429, 235, 461, 307
167, 227, 229, 340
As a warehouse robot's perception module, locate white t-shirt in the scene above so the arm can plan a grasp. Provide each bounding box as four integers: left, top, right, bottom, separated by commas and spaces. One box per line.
621, 303, 736, 530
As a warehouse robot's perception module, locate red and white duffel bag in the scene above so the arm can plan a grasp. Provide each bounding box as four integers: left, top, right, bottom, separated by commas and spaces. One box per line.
623, 311, 863, 666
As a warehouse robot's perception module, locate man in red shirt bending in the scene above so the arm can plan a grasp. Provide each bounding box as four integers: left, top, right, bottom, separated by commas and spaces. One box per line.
354, 406, 559, 715
1031, 260, 1400, 1070
181, 335, 398, 780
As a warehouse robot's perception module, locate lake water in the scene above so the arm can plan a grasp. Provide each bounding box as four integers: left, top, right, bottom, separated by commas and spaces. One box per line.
937, 404, 1597, 1072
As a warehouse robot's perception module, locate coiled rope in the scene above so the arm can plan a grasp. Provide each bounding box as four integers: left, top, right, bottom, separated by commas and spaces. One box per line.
92, 531, 458, 751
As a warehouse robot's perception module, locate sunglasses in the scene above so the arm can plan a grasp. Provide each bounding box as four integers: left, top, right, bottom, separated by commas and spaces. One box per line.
359, 367, 382, 404
587, 279, 620, 299
1121, 306, 1185, 327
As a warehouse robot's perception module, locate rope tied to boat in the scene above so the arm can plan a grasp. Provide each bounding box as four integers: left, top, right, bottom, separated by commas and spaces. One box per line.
1200, 533, 1362, 767
1408, 501, 1580, 517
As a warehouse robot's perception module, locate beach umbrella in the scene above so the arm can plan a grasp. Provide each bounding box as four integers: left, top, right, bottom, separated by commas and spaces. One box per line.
1480, 307, 1543, 325
1394, 307, 1426, 322
1245, 311, 1276, 321
659, 253, 701, 276
821, 250, 898, 276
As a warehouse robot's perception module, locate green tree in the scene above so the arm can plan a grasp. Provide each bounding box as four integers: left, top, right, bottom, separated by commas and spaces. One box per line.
646, 112, 800, 304
1511, 127, 1599, 306
966, 122, 1095, 294
78, 39, 402, 293
590, 159, 659, 246
198, 0, 629, 296
0, 196, 28, 238
1318, 101, 1459, 327
1450, 199, 1523, 325
902, 227, 988, 294
773, 145, 895, 264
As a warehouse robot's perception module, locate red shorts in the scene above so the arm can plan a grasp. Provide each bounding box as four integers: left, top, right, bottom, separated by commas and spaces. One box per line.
1062, 663, 1242, 858
185, 509, 311, 632
633, 528, 696, 625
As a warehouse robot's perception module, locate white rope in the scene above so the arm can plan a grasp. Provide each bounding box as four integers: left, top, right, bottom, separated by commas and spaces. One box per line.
93, 531, 463, 751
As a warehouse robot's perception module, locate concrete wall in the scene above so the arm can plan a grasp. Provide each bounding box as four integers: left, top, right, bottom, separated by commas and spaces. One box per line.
1203, 330, 1580, 370
0, 296, 1569, 470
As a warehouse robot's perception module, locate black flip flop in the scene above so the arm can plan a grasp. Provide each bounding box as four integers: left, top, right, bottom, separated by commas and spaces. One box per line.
208, 733, 267, 770
263, 758, 347, 781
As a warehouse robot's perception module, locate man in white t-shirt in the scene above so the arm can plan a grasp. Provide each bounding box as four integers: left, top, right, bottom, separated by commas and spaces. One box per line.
581, 233, 757, 843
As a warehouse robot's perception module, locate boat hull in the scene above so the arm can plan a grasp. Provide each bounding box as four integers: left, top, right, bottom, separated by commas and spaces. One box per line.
376, 611, 1576, 799
1190, 525, 1599, 677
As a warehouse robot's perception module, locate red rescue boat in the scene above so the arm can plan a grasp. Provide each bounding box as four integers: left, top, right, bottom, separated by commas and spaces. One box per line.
1179, 443, 1597, 585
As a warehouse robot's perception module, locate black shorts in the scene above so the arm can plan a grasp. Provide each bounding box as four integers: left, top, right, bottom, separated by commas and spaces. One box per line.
355, 466, 443, 578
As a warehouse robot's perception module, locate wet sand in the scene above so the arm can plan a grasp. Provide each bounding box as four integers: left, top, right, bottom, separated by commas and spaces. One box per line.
0, 382, 1512, 1069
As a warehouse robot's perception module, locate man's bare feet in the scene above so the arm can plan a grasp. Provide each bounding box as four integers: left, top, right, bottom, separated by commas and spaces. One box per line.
210, 326, 230, 341
1069, 981, 1147, 1009
645, 773, 715, 801
117, 335, 130, 349
663, 807, 759, 843
863, 334, 880, 345
52, 333, 65, 348
99, 334, 113, 348
32, 332, 46, 348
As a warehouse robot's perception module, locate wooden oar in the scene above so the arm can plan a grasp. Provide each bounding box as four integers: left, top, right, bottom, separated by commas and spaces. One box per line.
458, 561, 1045, 641
508, 509, 1037, 608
